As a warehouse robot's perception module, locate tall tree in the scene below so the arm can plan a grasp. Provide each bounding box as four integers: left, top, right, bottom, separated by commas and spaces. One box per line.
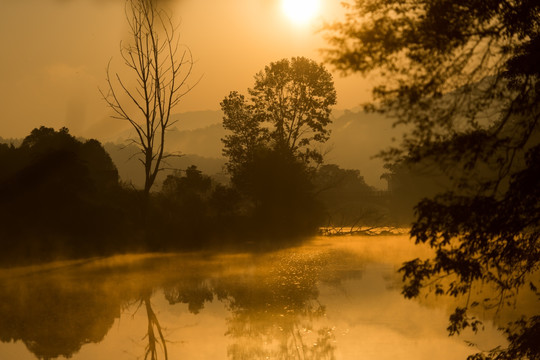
221, 56, 337, 170
221, 91, 267, 176
101, 0, 194, 202
323, 1, 539, 359
220, 57, 335, 236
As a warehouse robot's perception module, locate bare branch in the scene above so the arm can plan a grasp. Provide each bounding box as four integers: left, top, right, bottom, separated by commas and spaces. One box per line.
102, 0, 195, 198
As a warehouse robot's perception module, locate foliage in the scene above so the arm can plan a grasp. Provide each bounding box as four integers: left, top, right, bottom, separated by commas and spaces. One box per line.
162, 165, 212, 201
221, 56, 337, 170
231, 147, 324, 237
313, 164, 385, 227
323, 0, 539, 358
0, 127, 322, 261
0, 127, 129, 262
249, 57, 337, 163
220, 57, 336, 237
324, 0, 538, 167
152, 166, 216, 247
402, 145, 539, 302
221, 91, 267, 176
0, 125, 332, 263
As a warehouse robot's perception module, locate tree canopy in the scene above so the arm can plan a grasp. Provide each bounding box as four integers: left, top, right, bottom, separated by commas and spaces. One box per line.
221, 56, 337, 171
324, 0, 538, 165
0, 127, 127, 262
220, 57, 336, 237
324, 1, 539, 359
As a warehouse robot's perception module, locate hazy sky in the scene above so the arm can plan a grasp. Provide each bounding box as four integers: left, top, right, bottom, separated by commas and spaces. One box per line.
0, 0, 370, 140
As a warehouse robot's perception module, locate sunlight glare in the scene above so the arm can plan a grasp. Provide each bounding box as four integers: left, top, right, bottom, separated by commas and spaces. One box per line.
281, 0, 321, 25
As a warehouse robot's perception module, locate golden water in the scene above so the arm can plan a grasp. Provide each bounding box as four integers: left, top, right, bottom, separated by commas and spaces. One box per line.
0, 235, 518, 359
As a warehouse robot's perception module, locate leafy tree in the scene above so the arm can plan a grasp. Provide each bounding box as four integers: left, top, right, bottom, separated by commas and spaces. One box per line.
220, 57, 335, 237
221, 56, 337, 170
161, 165, 212, 202
101, 0, 194, 203
152, 166, 214, 248
232, 147, 323, 236
221, 91, 267, 176
323, 1, 539, 358
0, 127, 125, 262
250, 57, 337, 162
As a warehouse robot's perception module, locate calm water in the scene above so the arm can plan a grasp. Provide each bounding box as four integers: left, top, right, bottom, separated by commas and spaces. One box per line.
0, 235, 519, 360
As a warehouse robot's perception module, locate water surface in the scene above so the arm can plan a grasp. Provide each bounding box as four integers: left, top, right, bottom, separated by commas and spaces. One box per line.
0, 235, 514, 359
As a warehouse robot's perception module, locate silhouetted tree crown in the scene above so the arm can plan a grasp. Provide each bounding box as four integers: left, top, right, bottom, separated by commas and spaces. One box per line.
0, 127, 126, 262
220, 57, 335, 236
324, 0, 538, 162
221, 56, 337, 174
324, 1, 539, 359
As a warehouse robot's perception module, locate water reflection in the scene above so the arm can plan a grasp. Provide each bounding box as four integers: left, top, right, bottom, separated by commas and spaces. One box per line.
213, 252, 337, 360
141, 294, 168, 360
0, 273, 121, 359
0, 236, 519, 360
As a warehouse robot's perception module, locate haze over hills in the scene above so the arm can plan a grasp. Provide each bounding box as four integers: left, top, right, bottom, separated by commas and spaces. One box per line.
135, 108, 402, 189
0, 108, 401, 189
326, 109, 400, 188
102, 143, 227, 189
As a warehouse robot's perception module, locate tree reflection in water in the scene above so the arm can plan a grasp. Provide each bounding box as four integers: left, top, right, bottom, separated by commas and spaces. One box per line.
0, 249, 364, 359
163, 251, 348, 359
0, 273, 121, 359
213, 252, 338, 360
141, 293, 168, 360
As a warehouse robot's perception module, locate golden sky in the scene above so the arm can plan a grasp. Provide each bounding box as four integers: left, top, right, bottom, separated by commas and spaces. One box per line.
0, 0, 370, 140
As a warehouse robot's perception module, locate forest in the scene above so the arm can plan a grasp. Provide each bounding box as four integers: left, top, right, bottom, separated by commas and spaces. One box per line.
0, 119, 413, 264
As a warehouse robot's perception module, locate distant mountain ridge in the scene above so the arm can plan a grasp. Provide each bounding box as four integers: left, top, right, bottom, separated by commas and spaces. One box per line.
158, 108, 401, 188
103, 142, 226, 189
165, 123, 224, 158
169, 110, 224, 131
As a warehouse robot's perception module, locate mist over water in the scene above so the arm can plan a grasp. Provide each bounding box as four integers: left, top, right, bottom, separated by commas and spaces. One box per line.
0, 235, 517, 360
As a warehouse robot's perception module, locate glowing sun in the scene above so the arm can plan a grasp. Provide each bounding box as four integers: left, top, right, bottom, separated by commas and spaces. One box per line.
281, 0, 321, 25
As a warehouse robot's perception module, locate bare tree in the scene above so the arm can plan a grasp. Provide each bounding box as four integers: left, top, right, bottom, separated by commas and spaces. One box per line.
101, 0, 194, 203
142, 294, 168, 360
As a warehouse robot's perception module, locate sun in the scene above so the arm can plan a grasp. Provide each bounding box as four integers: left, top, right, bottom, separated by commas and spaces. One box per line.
281, 0, 321, 25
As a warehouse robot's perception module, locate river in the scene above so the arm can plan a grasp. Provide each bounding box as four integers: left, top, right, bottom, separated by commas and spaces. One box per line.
0, 234, 518, 359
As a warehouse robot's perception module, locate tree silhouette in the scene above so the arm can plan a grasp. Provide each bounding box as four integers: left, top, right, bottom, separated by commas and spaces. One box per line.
0, 127, 125, 261
153, 165, 214, 247
231, 147, 323, 236
220, 57, 335, 237
221, 57, 337, 170
221, 91, 268, 176
323, 1, 539, 358
101, 0, 194, 205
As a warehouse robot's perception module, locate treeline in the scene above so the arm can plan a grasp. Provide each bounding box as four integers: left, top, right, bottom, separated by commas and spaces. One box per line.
0, 127, 135, 263
0, 126, 395, 265
0, 56, 445, 265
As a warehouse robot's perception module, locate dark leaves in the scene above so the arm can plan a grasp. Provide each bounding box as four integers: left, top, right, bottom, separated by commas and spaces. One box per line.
448, 307, 483, 335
